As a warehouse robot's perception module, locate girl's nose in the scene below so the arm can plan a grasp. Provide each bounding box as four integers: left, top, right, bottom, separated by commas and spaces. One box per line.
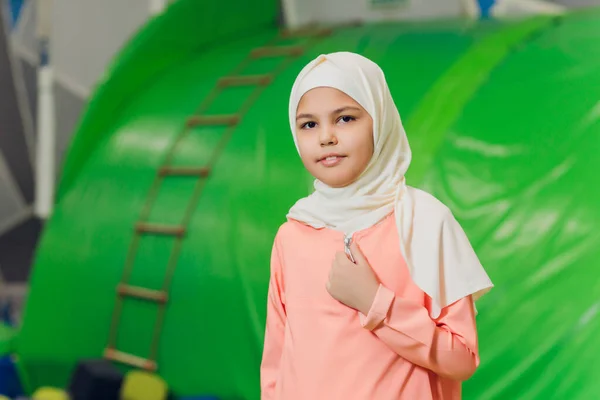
319, 126, 338, 146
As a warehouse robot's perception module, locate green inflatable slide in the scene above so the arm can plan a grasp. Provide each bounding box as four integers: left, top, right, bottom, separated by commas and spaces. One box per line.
15, 0, 600, 398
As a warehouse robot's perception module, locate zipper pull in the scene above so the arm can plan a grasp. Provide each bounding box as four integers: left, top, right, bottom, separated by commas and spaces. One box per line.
344, 235, 356, 264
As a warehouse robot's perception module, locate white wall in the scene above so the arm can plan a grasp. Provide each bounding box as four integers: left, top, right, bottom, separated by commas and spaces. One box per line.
550, 0, 600, 6
283, 0, 473, 28
52, 0, 151, 94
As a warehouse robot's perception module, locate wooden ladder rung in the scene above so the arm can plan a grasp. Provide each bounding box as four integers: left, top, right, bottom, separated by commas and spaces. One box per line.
218, 74, 273, 88
159, 166, 210, 178
135, 222, 186, 237
251, 45, 304, 59
280, 27, 333, 39
104, 348, 157, 371
187, 114, 239, 127
117, 284, 168, 303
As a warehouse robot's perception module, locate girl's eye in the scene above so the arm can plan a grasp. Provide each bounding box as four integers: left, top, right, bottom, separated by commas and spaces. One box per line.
339, 115, 355, 124
301, 121, 317, 129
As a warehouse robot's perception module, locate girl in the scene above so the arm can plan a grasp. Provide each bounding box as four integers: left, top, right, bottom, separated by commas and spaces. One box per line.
260, 52, 493, 400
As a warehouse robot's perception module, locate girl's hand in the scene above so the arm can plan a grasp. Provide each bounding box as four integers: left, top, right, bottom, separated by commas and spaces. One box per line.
327, 241, 380, 315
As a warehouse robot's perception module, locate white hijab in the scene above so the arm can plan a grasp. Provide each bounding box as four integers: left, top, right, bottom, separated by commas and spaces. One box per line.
287, 52, 493, 318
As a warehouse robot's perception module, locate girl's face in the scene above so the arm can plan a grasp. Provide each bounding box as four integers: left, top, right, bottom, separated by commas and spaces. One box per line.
295, 87, 374, 188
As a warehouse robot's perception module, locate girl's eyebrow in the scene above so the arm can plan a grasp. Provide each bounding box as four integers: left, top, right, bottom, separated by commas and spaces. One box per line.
296, 106, 362, 121
332, 106, 361, 114
296, 113, 315, 120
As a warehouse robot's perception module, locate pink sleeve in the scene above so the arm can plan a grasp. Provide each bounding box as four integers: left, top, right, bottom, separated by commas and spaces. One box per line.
360, 284, 479, 381
260, 237, 286, 399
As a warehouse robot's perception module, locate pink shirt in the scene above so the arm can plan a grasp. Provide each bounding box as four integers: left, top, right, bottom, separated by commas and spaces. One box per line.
261, 212, 479, 400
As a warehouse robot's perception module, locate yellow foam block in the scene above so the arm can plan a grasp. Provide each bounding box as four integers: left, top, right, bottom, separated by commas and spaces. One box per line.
121, 370, 168, 400
32, 386, 70, 400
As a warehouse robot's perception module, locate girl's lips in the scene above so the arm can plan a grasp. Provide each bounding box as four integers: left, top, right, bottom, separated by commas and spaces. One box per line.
319, 155, 346, 167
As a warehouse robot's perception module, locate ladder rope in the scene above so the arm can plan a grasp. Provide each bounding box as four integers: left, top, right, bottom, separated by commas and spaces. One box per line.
105, 25, 333, 371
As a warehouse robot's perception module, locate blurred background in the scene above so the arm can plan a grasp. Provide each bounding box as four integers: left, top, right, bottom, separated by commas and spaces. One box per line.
0, 0, 599, 399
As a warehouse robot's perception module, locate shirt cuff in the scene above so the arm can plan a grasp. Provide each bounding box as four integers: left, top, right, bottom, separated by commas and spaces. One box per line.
359, 284, 395, 331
